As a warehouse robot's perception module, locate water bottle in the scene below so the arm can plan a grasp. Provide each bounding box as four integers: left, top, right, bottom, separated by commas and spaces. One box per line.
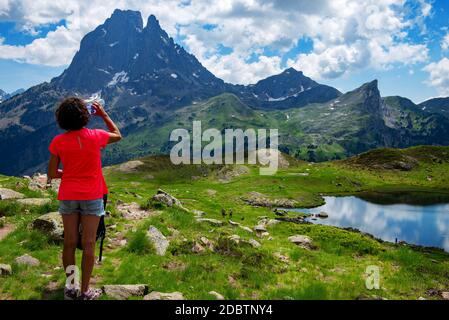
85, 95, 105, 115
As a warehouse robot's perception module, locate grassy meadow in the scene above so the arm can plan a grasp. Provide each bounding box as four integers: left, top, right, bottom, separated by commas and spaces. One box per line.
1, 146, 449, 300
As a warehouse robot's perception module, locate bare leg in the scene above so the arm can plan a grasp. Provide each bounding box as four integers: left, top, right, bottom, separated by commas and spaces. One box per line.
61, 214, 80, 278
80, 215, 100, 293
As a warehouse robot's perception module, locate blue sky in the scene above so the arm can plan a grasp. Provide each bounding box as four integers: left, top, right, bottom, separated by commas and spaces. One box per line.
0, 0, 448, 103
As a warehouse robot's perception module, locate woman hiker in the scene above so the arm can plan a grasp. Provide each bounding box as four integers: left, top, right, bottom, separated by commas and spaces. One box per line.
48, 97, 122, 300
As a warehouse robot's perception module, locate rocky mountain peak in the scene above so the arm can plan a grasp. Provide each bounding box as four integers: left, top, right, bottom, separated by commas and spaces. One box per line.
146, 14, 161, 30
109, 9, 143, 29
250, 67, 318, 101
53, 10, 224, 98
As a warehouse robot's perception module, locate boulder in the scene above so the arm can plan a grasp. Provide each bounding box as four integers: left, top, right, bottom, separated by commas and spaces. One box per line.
28, 173, 48, 191
258, 232, 270, 238
288, 235, 315, 250
17, 198, 51, 206
442, 292, 449, 300
254, 224, 267, 233
239, 226, 254, 233
0, 188, 25, 200
102, 284, 148, 300
15, 254, 40, 266
152, 189, 182, 207
317, 212, 329, 218
199, 237, 215, 251
265, 219, 280, 227
243, 191, 298, 208
116, 202, 152, 220
0, 264, 12, 276
191, 242, 205, 254
209, 291, 225, 300
192, 209, 206, 217
144, 291, 185, 300
115, 160, 144, 173
228, 220, 240, 227
247, 239, 261, 248
228, 234, 241, 244
147, 226, 169, 256
32, 212, 63, 240
195, 218, 224, 227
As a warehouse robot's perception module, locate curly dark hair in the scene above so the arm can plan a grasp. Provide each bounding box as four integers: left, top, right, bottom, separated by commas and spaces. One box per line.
55, 97, 90, 131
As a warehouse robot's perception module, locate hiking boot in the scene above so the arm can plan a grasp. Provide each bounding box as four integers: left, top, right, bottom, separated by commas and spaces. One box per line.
79, 288, 103, 300
64, 287, 80, 300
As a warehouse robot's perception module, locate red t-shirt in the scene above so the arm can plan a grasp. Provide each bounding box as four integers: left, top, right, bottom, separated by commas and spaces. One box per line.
49, 128, 109, 200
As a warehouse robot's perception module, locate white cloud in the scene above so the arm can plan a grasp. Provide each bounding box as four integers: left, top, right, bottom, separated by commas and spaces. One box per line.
423, 58, 449, 96
0, 0, 434, 84
204, 53, 283, 85
441, 33, 449, 51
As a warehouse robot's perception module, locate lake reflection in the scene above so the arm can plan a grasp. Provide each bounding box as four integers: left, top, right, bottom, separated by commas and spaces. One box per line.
291, 196, 449, 252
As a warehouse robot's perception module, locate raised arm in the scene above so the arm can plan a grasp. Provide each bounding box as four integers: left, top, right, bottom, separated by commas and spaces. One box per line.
92, 101, 122, 144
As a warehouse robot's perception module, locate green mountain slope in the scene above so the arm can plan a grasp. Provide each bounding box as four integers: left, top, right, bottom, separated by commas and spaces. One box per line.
104, 80, 449, 165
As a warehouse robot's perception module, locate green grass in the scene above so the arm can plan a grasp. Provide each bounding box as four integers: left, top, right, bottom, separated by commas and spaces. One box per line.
1, 146, 449, 300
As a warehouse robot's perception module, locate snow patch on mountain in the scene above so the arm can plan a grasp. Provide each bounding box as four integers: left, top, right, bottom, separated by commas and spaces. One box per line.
108, 71, 129, 87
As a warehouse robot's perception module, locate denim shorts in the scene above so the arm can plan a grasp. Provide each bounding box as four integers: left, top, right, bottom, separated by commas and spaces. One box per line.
59, 198, 105, 216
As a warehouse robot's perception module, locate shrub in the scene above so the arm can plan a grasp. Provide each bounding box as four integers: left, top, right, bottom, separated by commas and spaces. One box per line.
127, 230, 153, 255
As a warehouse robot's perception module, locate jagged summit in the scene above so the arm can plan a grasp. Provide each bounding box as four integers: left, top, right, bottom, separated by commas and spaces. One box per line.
146, 14, 160, 29
54, 9, 225, 98
336, 80, 381, 112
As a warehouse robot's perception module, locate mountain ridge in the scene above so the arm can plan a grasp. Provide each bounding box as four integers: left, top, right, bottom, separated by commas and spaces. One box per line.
1, 9, 449, 175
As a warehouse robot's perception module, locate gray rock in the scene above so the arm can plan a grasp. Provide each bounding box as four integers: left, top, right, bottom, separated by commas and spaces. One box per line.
15, 254, 40, 266
254, 224, 267, 232
243, 191, 298, 208
147, 226, 169, 256
195, 218, 224, 227
288, 235, 315, 250
191, 242, 205, 253
228, 220, 240, 227
247, 239, 261, 248
32, 212, 63, 240
28, 173, 48, 191
152, 189, 182, 207
115, 160, 144, 173
258, 231, 270, 238
228, 234, 241, 244
266, 219, 280, 227
209, 291, 225, 300
0, 264, 12, 276
0, 188, 25, 200
17, 198, 51, 206
317, 211, 329, 218
102, 284, 148, 300
144, 291, 185, 300
199, 237, 214, 251
239, 226, 254, 233
192, 209, 206, 217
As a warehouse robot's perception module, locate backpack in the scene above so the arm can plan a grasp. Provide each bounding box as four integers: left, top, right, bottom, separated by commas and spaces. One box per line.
76, 194, 107, 262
